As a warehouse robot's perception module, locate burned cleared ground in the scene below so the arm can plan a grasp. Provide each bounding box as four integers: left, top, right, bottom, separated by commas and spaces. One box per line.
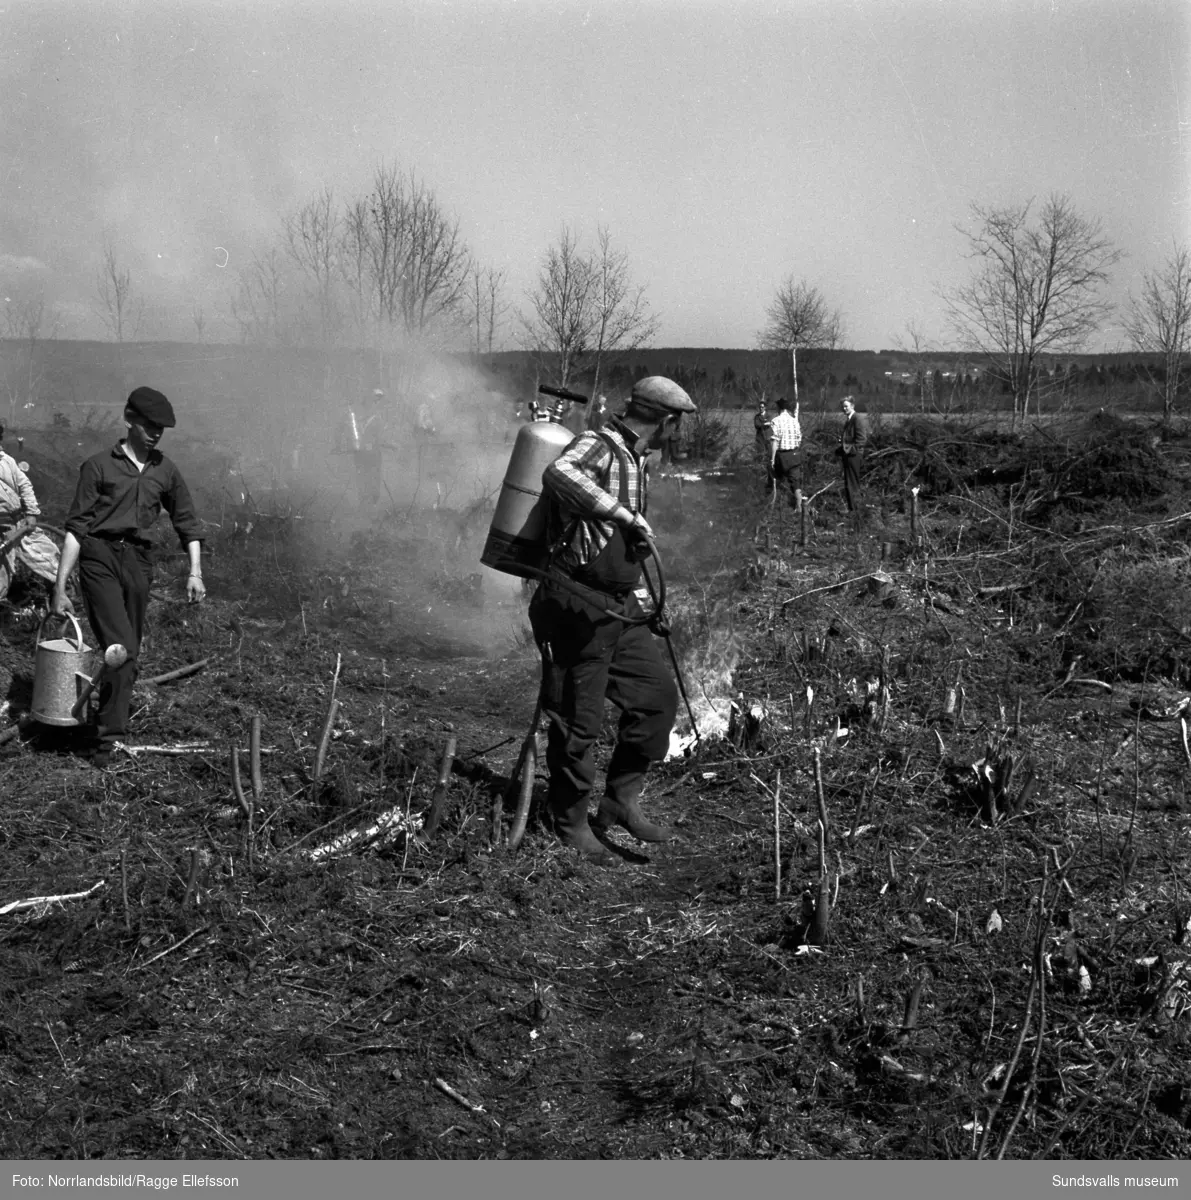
2, 412, 1191, 1161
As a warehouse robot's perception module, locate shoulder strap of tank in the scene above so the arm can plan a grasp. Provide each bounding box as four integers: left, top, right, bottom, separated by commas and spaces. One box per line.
596, 430, 632, 508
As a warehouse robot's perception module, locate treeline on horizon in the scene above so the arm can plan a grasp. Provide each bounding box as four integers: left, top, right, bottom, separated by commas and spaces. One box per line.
0, 336, 1178, 429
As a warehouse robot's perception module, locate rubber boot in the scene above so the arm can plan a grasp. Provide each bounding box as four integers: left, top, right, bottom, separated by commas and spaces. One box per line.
551, 800, 621, 868
592, 776, 675, 843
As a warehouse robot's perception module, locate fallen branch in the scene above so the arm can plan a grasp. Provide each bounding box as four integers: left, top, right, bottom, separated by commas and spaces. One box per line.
230, 740, 255, 869
1181, 716, 1191, 773
133, 926, 209, 971
277, 799, 376, 856
1, 880, 107, 916
308, 804, 424, 863
117, 741, 225, 758
975, 583, 1026, 597
773, 769, 782, 903
311, 657, 343, 792
120, 848, 132, 933
249, 715, 263, 801
780, 572, 887, 610
433, 1077, 485, 1114
180, 848, 200, 911
145, 658, 210, 686
807, 747, 831, 946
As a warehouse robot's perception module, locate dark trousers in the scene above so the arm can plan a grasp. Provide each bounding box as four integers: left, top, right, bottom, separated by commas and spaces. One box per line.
772, 448, 802, 504
528, 582, 677, 817
354, 449, 383, 507
78, 537, 153, 747
756, 441, 775, 491
840, 451, 864, 511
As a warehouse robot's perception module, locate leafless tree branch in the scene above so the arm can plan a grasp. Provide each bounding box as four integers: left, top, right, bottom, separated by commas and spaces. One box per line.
1124, 241, 1191, 425
944, 194, 1122, 424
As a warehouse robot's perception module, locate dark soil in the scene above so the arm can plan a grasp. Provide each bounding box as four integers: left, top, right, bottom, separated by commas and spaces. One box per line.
2, 415, 1191, 1161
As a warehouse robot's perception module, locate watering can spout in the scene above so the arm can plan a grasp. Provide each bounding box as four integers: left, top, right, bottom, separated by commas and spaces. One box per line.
70, 643, 129, 723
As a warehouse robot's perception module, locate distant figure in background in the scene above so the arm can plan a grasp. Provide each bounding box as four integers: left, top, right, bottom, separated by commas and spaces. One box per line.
589, 395, 609, 431
769, 395, 802, 506
416, 399, 437, 438
836, 395, 869, 515
352, 388, 388, 509
753, 398, 774, 491
51, 387, 205, 769
0, 423, 60, 601
654, 412, 682, 470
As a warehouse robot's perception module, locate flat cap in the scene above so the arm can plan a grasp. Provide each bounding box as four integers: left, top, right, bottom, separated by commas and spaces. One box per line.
126, 386, 176, 428
629, 376, 697, 415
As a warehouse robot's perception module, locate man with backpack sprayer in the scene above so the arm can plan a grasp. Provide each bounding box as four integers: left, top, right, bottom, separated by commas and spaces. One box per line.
528, 377, 696, 868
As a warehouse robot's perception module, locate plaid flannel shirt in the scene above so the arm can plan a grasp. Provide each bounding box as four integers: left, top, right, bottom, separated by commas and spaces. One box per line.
542, 417, 645, 569
770, 410, 802, 453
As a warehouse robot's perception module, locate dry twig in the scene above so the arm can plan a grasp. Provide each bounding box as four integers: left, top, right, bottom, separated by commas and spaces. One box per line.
145, 659, 210, 686
249, 715, 263, 801
0, 880, 107, 916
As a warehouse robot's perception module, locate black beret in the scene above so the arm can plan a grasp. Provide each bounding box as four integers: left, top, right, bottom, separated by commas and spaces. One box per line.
126, 386, 176, 428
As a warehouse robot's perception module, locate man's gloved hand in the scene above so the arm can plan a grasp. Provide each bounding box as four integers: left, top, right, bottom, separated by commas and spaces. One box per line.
647, 612, 671, 638
619, 508, 654, 563
625, 531, 653, 563
619, 508, 654, 540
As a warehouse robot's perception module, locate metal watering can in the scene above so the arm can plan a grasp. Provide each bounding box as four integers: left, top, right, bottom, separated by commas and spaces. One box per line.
31, 613, 95, 727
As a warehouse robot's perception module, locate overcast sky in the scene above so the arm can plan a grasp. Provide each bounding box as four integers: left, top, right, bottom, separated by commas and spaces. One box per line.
1, 0, 1186, 351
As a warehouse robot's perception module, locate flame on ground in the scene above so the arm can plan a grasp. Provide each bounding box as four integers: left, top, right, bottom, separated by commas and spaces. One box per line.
666, 629, 740, 759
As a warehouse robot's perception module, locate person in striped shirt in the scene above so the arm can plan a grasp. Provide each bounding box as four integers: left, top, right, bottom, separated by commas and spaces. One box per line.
529, 377, 696, 868
769, 395, 803, 505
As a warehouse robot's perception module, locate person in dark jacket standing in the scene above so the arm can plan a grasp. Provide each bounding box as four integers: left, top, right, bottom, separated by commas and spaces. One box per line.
51, 387, 205, 767
837, 395, 869, 514
753, 398, 774, 492
530, 376, 696, 868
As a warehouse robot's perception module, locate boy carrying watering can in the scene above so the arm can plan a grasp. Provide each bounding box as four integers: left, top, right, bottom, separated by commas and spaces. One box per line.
51, 387, 206, 768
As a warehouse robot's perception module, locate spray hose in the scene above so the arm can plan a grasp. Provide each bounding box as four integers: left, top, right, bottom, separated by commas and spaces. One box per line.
519, 536, 701, 746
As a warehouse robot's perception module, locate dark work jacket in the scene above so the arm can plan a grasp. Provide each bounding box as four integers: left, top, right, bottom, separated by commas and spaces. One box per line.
840, 412, 869, 457
65, 442, 204, 547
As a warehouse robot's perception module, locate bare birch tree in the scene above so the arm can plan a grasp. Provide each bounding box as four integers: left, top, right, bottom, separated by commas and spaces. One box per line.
518, 225, 596, 387
2, 291, 58, 422
231, 247, 292, 345
359, 163, 472, 339
1124, 242, 1191, 426
893, 318, 934, 413
340, 197, 376, 349
519, 225, 659, 393
757, 277, 844, 402
587, 226, 660, 403
468, 263, 509, 356
945, 193, 1122, 424
284, 185, 342, 347
95, 239, 142, 345
758, 277, 842, 354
